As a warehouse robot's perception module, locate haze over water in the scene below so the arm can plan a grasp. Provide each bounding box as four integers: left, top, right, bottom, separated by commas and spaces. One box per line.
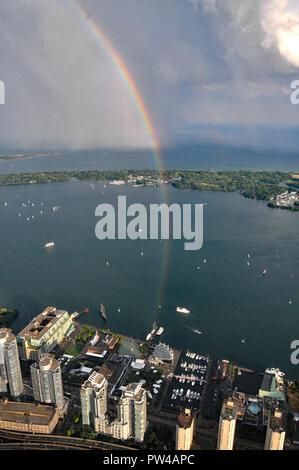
0, 144, 299, 378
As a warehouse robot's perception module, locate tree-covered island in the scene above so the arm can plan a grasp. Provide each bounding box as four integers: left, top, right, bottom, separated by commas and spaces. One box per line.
0, 308, 18, 327
1, 169, 299, 210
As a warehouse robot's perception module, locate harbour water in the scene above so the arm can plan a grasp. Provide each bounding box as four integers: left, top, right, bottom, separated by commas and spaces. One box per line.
0, 145, 299, 377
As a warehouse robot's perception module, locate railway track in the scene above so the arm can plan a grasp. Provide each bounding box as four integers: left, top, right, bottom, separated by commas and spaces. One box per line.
0, 429, 136, 451
0, 441, 90, 450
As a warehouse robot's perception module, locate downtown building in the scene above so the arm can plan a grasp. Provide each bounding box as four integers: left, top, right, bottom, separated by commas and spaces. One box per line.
0, 328, 23, 397
176, 408, 195, 450
0, 399, 59, 434
80, 371, 108, 431
264, 408, 286, 450
217, 397, 237, 450
30, 353, 64, 411
17, 307, 75, 360
80, 371, 147, 442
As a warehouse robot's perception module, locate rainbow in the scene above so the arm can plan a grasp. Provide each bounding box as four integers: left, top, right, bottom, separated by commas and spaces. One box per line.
64, 0, 162, 169
64, 0, 170, 324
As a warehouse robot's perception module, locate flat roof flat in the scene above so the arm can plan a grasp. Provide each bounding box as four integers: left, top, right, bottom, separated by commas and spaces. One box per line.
18, 307, 69, 341
0, 401, 56, 426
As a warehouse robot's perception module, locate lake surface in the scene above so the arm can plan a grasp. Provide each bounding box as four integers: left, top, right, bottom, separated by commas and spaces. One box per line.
1, 142, 299, 173
0, 164, 298, 377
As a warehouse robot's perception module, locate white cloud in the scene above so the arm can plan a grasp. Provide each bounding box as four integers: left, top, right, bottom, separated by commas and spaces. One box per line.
1, 0, 299, 150
261, 0, 299, 67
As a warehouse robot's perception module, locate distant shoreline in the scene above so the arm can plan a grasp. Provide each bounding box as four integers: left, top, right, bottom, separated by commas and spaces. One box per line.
0, 168, 299, 210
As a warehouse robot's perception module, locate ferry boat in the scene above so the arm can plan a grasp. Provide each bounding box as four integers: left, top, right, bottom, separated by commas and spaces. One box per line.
146, 323, 157, 341
146, 322, 164, 341
44, 242, 55, 248
156, 327, 164, 336
176, 307, 190, 314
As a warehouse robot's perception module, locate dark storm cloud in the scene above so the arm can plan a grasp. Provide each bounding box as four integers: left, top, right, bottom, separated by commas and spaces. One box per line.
0, 0, 298, 150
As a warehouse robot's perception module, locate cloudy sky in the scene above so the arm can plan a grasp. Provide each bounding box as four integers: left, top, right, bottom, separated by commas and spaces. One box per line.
0, 0, 299, 150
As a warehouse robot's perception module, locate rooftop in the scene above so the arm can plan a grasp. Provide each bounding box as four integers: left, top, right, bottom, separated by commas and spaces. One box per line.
123, 381, 145, 401
0, 328, 15, 345
152, 343, 173, 362
81, 371, 107, 391
269, 408, 286, 433
177, 409, 194, 429
0, 400, 57, 426
86, 345, 107, 358
233, 369, 263, 396
259, 372, 285, 401
221, 398, 237, 421
100, 333, 119, 349
98, 360, 126, 387
17, 307, 70, 341
36, 353, 60, 371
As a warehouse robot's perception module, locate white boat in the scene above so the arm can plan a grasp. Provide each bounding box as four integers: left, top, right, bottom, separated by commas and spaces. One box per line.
109, 180, 125, 185
176, 307, 190, 314
156, 327, 164, 336
44, 242, 55, 248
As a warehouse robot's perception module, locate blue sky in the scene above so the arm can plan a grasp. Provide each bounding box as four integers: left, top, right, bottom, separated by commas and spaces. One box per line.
0, 0, 299, 150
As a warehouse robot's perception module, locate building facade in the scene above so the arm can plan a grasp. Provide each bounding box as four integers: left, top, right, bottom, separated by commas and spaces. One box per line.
264, 408, 286, 450
0, 399, 59, 433
30, 353, 64, 410
0, 328, 23, 397
80, 371, 108, 430
80, 372, 147, 442
176, 408, 195, 450
17, 307, 74, 360
119, 382, 147, 442
217, 397, 237, 450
